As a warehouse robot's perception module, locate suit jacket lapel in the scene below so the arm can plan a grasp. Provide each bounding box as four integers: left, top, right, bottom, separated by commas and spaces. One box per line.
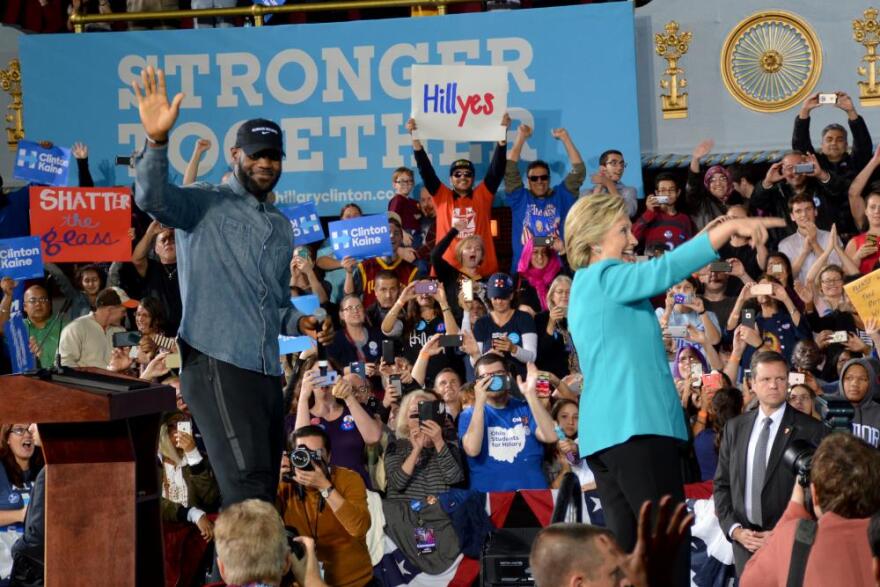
736, 411, 758, 497
764, 407, 795, 484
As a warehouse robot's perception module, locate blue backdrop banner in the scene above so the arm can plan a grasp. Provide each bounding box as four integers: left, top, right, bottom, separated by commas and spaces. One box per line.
20, 3, 641, 215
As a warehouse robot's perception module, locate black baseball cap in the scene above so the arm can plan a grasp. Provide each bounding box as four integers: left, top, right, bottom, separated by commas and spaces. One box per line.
449, 159, 475, 176
235, 119, 285, 157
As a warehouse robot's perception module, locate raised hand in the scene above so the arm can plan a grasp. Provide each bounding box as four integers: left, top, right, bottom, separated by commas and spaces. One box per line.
71, 142, 89, 160
517, 124, 533, 140
550, 127, 569, 141
131, 66, 185, 142
835, 91, 856, 115
691, 138, 714, 161
764, 161, 785, 185
799, 92, 820, 117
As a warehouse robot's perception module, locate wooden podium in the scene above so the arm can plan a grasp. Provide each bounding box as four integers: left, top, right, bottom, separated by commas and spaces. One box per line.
1, 369, 176, 587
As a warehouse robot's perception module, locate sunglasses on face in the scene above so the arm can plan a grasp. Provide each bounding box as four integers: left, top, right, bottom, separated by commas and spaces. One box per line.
452, 172, 474, 179
528, 175, 550, 182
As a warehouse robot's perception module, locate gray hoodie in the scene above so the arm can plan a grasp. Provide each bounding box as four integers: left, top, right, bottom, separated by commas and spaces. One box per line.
824, 358, 880, 447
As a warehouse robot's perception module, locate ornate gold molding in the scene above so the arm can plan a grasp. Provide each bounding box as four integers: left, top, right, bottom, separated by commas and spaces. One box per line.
0, 59, 24, 152
853, 8, 880, 106
655, 21, 692, 120
721, 11, 822, 113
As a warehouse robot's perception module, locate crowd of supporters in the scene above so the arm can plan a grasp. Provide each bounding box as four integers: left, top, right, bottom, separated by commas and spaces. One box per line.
3, 88, 880, 586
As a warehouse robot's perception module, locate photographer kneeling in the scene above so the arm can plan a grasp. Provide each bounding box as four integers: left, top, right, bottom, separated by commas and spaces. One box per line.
741, 433, 880, 586
277, 425, 374, 587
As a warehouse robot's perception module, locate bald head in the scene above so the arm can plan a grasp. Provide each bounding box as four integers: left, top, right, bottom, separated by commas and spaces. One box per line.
23, 284, 51, 323
529, 524, 626, 587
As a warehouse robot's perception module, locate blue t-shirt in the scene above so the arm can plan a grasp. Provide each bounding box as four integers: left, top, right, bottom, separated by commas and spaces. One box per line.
473, 310, 536, 378
0, 464, 32, 534
458, 397, 548, 492
506, 184, 576, 272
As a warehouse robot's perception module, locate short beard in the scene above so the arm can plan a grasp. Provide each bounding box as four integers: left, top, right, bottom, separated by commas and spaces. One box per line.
234, 161, 280, 202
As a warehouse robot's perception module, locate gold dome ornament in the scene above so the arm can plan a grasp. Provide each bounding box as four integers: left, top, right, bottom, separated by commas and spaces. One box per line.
853, 7, 880, 106
655, 21, 692, 119
721, 11, 822, 113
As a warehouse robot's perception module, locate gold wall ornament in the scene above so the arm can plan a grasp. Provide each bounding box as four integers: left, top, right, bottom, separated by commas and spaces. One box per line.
720, 11, 822, 113
0, 59, 24, 152
853, 8, 880, 106
655, 21, 692, 120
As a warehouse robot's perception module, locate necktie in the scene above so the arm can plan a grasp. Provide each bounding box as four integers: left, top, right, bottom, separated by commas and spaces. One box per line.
750, 416, 772, 526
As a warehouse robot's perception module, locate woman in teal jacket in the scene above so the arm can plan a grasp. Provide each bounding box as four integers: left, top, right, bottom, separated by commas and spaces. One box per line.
565, 193, 782, 584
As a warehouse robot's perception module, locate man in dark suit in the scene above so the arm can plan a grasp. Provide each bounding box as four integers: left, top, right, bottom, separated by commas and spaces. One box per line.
714, 350, 826, 575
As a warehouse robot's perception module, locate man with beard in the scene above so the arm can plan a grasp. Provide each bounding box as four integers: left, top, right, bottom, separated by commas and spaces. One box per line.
131, 66, 332, 508
132, 220, 182, 333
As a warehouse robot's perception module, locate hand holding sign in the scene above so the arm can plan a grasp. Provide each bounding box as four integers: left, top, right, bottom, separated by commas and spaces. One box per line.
132, 66, 185, 143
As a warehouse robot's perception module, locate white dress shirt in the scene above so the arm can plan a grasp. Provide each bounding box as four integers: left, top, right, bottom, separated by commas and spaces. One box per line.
744, 403, 787, 525
777, 229, 841, 285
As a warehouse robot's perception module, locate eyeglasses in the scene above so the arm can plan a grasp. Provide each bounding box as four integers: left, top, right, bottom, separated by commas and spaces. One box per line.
25, 297, 49, 304
342, 305, 364, 313
528, 174, 550, 182
9, 426, 32, 437
605, 160, 626, 168
821, 278, 843, 285
452, 172, 474, 179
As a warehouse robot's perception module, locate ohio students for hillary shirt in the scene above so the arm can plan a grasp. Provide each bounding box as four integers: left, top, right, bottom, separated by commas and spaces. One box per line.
414, 144, 506, 277
458, 397, 547, 492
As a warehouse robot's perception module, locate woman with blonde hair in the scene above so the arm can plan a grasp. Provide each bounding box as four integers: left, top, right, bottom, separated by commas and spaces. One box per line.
382, 390, 464, 573
535, 275, 577, 378
565, 192, 783, 584
431, 219, 487, 317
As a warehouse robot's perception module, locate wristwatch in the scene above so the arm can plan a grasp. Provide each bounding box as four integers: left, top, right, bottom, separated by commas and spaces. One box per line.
320, 486, 334, 499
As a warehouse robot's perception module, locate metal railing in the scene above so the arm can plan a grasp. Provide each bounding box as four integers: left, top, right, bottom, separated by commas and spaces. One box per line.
69, 0, 477, 32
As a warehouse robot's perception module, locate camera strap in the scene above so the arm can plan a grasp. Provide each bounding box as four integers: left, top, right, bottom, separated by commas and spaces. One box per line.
785, 518, 817, 587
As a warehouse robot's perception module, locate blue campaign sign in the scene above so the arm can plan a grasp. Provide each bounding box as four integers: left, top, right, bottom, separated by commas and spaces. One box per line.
4, 313, 35, 374
0, 236, 44, 281
19, 3, 642, 215
291, 294, 321, 315
329, 214, 392, 260
278, 334, 316, 354
277, 201, 325, 246
13, 140, 71, 187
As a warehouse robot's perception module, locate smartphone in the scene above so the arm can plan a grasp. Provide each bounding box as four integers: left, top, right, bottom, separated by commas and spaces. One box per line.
165, 352, 181, 369
788, 372, 806, 386
654, 195, 670, 205
868, 234, 878, 246
462, 279, 474, 302
294, 247, 310, 259
115, 155, 132, 166
418, 400, 444, 424
315, 370, 338, 387
350, 361, 366, 379
533, 236, 553, 247
389, 374, 402, 396
793, 163, 815, 174
818, 92, 838, 104
112, 331, 142, 348
830, 331, 849, 344
535, 373, 552, 398
382, 340, 395, 365
701, 372, 723, 391
438, 334, 463, 348
414, 280, 439, 295
690, 363, 703, 387
769, 263, 784, 274
709, 261, 732, 273
742, 308, 757, 329
673, 293, 692, 305
750, 284, 773, 296
177, 420, 191, 435
667, 325, 688, 338
487, 373, 511, 393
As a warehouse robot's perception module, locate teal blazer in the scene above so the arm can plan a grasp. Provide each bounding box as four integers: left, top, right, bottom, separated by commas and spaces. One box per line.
569, 233, 718, 457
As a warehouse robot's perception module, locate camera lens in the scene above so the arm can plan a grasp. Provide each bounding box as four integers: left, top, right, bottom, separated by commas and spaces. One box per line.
290, 448, 314, 470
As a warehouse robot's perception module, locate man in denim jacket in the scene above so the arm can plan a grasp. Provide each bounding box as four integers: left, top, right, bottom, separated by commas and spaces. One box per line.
132, 66, 332, 507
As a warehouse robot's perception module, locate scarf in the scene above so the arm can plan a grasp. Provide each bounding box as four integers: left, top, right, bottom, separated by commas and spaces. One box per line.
516, 238, 562, 311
